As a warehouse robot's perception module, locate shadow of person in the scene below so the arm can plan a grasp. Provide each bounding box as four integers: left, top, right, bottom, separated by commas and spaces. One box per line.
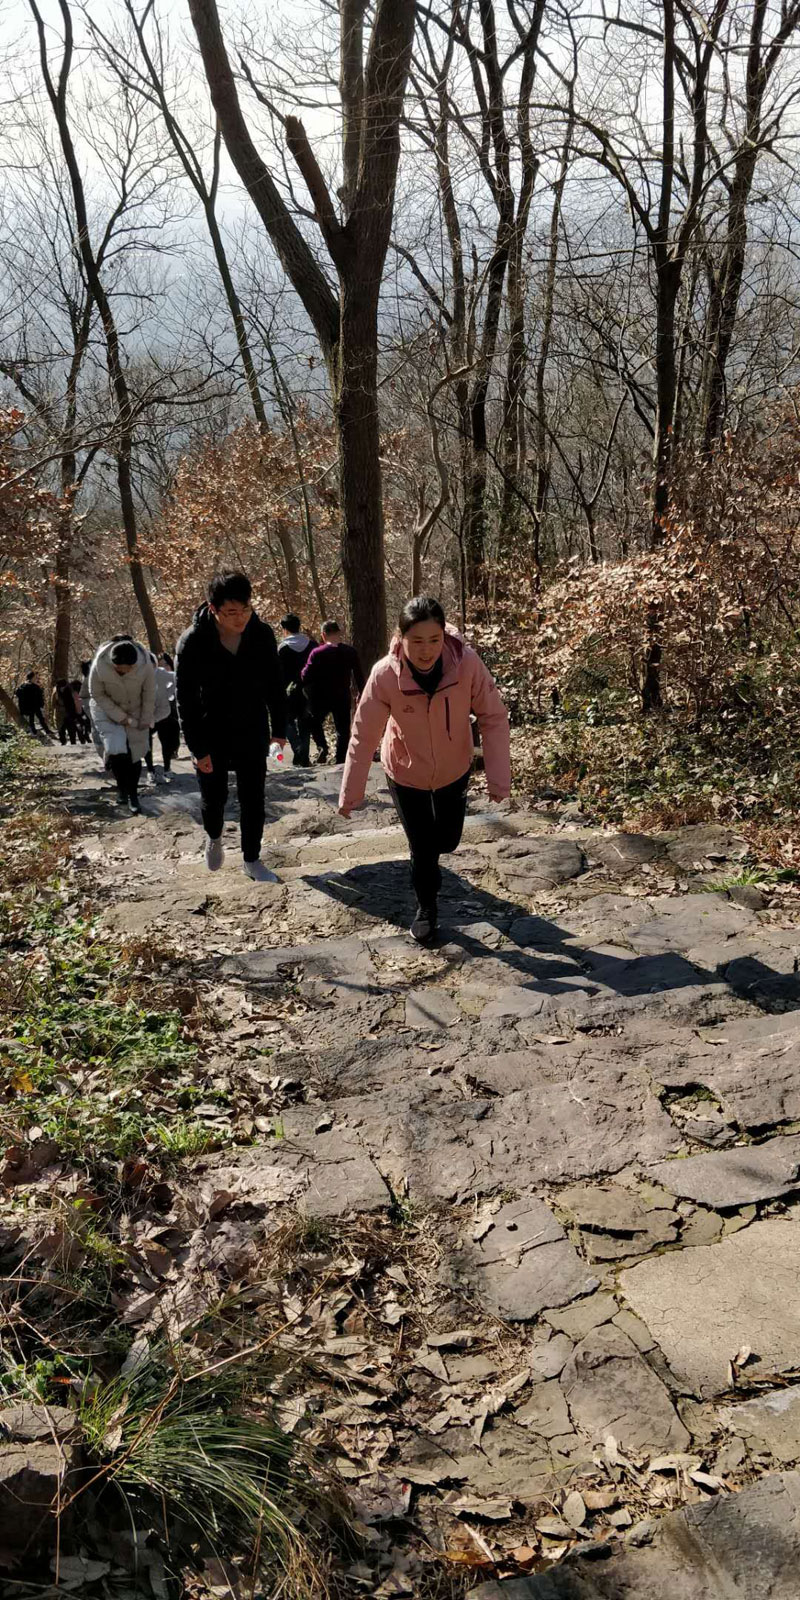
303, 857, 800, 1017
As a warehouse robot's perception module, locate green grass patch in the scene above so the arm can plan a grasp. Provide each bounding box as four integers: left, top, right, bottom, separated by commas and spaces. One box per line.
2, 915, 206, 1165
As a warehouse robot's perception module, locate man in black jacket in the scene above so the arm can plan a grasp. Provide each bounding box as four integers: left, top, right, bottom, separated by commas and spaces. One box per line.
278, 613, 329, 767
15, 671, 51, 736
176, 570, 287, 882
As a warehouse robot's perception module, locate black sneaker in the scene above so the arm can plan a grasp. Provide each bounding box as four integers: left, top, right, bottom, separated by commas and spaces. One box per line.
315, 750, 329, 765
128, 796, 142, 816
115, 791, 128, 807
410, 904, 437, 945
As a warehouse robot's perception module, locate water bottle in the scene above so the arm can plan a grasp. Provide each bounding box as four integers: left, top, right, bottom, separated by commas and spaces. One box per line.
268, 740, 293, 771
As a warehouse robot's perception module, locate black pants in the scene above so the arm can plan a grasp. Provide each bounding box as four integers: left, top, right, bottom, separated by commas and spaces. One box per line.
109, 751, 142, 800
316, 699, 351, 763
196, 747, 266, 863
59, 718, 77, 746
388, 770, 470, 910
286, 709, 312, 767
155, 711, 180, 769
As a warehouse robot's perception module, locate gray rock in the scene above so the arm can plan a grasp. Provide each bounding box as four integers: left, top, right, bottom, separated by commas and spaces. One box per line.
515, 1379, 572, 1438
621, 1219, 800, 1397
720, 1385, 800, 1464
560, 1323, 690, 1454
587, 834, 664, 873
468, 1471, 800, 1597
201, 1131, 391, 1219
728, 885, 767, 912
624, 892, 754, 956
665, 823, 748, 868
448, 1417, 592, 1501
0, 1403, 81, 1555
528, 1332, 574, 1379
649, 1136, 800, 1208
405, 987, 462, 1030
544, 1292, 618, 1340
455, 1199, 599, 1321
644, 1012, 800, 1130
557, 1182, 676, 1236
494, 838, 585, 892
222, 936, 376, 1000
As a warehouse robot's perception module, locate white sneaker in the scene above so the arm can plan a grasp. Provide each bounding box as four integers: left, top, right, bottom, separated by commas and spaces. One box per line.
243, 858, 280, 883
205, 836, 224, 871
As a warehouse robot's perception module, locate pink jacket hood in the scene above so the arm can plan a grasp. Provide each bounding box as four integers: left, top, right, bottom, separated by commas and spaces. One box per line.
340, 625, 510, 812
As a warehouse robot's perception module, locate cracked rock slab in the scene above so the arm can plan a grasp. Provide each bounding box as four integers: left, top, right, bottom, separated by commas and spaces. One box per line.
560, 1323, 690, 1455
405, 987, 462, 1030
199, 1132, 391, 1219
469, 1470, 800, 1598
621, 1219, 800, 1397
720, 1385, 800, 1464
646, 1013, 800, 1130
649, 1135, 800, 1208
454, 1199, 599, 1321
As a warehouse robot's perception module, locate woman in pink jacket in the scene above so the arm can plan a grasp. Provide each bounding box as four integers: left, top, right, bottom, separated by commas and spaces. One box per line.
339, 596, 511, 944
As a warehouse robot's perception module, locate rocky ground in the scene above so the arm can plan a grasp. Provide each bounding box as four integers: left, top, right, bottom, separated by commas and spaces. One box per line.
14, 742, 800, 1597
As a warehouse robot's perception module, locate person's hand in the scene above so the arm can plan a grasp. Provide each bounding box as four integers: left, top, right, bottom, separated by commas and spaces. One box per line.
274, 737, 287, 749
195, 754, 213, 774
338, 804, 352, 819
488, 791, 507, 804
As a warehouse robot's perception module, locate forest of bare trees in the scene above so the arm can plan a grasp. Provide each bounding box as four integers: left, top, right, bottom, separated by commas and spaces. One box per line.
4, 0, 800, 711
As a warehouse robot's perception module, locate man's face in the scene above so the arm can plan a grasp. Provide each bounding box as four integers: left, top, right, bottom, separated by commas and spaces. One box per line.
212, 600, 252, 634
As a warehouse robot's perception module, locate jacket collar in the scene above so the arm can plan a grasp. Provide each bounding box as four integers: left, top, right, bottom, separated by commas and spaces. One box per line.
390, 625, 464, 693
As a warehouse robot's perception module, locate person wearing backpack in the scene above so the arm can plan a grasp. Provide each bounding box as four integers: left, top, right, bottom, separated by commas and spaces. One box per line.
278, 614, 323, 767
338, 596, 510, 945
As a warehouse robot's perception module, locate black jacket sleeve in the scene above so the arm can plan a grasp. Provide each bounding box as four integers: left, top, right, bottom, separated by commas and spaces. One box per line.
262, 623, 287, 740
176, 630, 211, 758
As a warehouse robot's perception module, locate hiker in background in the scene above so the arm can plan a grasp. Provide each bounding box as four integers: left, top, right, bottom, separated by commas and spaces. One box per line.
89, 638, 156, 815
301, 620, 365, 765
15, 670, 51, 736
339, 596, 510, 945
278, 613, 327, 767
70, 679, 90, 743
153, 651, 180, 778
51, 677, 78, 745
176, 570, 287, 882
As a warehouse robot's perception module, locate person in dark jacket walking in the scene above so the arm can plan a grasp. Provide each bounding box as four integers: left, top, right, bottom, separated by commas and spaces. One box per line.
301, 621, 365, 764
278, 614, 328, 767
176, 570, 287, 882
15, 671, 51, 736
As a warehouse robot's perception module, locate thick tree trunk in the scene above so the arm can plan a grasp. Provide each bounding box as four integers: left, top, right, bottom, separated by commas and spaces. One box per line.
52, 511, 73, 683
652, 256, 680, 537
117, 447, 162, 653
336, 283, 387, 669
0, 685, 22, 725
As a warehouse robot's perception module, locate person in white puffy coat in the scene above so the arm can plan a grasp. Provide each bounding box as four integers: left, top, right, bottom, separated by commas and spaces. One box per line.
89, 638, 156, 814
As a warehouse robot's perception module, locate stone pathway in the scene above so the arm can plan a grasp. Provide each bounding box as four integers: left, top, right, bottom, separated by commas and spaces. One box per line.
51, 745, 800, 1594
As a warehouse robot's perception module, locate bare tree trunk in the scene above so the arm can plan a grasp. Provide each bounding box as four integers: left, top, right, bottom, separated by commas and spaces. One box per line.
0, 686, 22, 725
189, 0, 415, 671
337, 285, 386, 666
697, 0, 800, 449
29, 0, 162, 654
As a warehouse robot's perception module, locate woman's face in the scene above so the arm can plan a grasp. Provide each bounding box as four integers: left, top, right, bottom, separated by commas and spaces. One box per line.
402, 622, 445, 672
113, 664, 134, 677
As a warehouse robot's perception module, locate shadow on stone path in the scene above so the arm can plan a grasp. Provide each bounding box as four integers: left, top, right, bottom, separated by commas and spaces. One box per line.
41, 741, 800, 1595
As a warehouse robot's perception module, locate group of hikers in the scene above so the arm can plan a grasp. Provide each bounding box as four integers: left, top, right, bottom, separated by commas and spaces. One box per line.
14, 570, 510, 944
